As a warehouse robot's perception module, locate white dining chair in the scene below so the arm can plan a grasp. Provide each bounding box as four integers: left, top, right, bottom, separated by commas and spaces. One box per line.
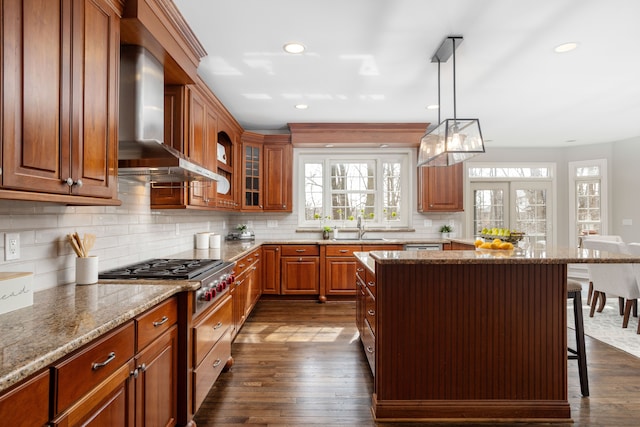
582, 240, 640, 328
580, 235, 624, 304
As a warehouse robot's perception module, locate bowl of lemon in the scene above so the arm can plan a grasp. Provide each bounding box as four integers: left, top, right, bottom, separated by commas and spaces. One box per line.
474, 238, 515, 256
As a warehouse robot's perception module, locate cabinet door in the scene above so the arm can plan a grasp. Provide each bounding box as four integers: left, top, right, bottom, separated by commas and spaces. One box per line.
2, 0, 71, 194
325, 258, 357, 296
263, 143, 292, 211
70, 0, 119, 198
241, 141, 263, 210
135, 325, 178, 427
281, 256, 320, 294
2, 0, 119, 199
417, 163, 463, 212
188, 88, 211, 207
0, 370, 49, 427
262, 245, 281, 294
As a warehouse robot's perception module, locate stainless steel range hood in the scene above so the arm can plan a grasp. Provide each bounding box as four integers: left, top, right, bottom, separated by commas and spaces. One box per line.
118, 45, 227, 184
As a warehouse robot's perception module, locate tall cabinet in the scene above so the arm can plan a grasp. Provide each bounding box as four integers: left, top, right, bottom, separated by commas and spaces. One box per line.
1, 0, 121, 203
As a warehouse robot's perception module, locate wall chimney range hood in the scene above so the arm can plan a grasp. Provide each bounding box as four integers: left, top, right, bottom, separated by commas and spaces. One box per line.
118, 45, 227, 184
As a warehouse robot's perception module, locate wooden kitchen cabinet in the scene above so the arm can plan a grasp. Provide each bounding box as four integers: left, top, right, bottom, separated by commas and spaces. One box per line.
240, 133, 263, 211
231, 248, 261, 338
450, 241, 476, 250
417, 162, 463, 212
192, 294, 232, 414
262, 245, 281, 294
1, 0, 121, 204
133, 296, 179, 427
51, 321, 136, 425
0, 370, 49, 427
281, 245, 320, 295
321, 244, 403, 300
355, 258, 376, 375
263, 135, 292, 212
239, 133, 292, 212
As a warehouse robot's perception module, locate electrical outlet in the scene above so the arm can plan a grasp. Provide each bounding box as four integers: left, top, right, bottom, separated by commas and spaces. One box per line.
5, 233, 20, 261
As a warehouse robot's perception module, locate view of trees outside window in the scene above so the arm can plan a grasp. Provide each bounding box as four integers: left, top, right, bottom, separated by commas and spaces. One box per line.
301, 153, 407, 228
469, 165, 553, 248
575, 166, 602, 238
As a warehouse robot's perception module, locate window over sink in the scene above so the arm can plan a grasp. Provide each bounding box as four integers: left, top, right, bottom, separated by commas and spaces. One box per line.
298, 149, 411, 229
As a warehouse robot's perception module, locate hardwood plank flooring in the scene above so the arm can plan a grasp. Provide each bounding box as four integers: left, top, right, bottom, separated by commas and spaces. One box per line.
194, 300, 640, 426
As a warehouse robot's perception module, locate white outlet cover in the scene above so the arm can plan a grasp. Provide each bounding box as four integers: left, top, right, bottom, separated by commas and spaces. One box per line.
5, 232, 20, 261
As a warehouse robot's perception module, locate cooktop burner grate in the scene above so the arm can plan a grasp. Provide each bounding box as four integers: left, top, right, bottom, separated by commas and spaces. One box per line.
99, 258, 224, 280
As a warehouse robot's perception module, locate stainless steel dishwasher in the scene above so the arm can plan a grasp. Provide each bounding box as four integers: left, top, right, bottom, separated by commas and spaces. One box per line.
403, 243, 442, 251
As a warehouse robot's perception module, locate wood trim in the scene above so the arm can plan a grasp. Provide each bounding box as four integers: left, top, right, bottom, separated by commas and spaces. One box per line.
263, 134, 291, 144
241, 131, 265, 145
288, 123, 428, 147
0, 190, 122, 206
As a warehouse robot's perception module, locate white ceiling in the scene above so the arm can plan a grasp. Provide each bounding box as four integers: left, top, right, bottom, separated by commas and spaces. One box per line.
173, 0, 640, 148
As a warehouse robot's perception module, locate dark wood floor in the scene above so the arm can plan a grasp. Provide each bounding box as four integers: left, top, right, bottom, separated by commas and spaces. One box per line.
194, 299, 640, 426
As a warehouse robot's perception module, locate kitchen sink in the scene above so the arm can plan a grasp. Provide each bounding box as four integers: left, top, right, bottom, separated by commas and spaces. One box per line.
332, 237, 389, 242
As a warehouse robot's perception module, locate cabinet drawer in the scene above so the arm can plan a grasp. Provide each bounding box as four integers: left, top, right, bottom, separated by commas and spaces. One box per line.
193, 330, 231, 412
326, 245, 361, 257
193, 295, 232, 367
53, 321, 135, 415
136, 296, 177, 351
362, 323, 375, 376
235, 249, 260, 274
281, 245, 319, 256
0, 370, 49, 427
365, 287, 376, 336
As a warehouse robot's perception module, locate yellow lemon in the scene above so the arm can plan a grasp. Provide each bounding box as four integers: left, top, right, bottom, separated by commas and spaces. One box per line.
474, 239, 483, 248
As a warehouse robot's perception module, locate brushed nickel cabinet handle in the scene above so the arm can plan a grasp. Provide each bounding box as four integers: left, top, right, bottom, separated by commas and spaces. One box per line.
153, 316, 169, 327
367, 310, 375, 316
366, 346, 374, 353
339, 249, 349, 253
213, 359, 222, 368
295, 249, 306, 253
213, 321, 223, 330
92, 352, 116, 370
356, 268, 364, 272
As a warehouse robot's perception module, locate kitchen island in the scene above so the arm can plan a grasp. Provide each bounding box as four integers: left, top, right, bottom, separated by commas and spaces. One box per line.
355, 247, 640, 423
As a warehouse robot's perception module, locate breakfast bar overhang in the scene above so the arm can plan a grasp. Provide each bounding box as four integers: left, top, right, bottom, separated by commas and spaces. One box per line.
357, 247, 640, 423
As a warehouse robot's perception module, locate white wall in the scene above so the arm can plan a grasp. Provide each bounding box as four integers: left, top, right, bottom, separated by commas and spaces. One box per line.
611, 138, 640, 243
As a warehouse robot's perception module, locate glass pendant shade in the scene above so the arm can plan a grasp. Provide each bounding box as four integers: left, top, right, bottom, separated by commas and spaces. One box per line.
417, 118, 484, 167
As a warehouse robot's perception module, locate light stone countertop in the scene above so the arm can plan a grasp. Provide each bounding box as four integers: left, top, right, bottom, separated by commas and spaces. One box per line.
0, 281, 195, 393
364, 246, 640, 265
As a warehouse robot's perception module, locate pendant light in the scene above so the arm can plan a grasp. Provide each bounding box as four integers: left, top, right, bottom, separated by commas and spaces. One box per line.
417, 36, 484, 167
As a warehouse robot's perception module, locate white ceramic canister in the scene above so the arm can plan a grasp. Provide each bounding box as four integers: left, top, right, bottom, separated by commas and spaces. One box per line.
209, 233, 221, 249
195, 232, 211, 249
76, 256, 99, 285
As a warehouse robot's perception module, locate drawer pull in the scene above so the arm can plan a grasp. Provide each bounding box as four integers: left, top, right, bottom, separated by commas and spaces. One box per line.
295, 249, 306, 253
366, 346, 374, 353
213, 321, 223, 330
367, 310, 375, 316
238, 263, 246, 268
92, 352, 116, 370
137, 363, 147, 373
213, 359, 222, 368
339, 249, 349, 253
247, 258, 253, 262
153, 316, 169, 327
356, 268, 364, 272
367, 281, 375, 287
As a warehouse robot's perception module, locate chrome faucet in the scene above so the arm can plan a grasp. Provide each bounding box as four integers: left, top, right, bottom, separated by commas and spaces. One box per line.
357, 215, 365, 239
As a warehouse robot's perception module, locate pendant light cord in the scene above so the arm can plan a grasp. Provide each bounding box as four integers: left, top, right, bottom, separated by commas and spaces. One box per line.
452, 37, 456, 120
437, 59, 441, 124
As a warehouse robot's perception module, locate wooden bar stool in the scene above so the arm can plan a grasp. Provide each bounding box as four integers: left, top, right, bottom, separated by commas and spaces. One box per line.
568, 279, 589, 396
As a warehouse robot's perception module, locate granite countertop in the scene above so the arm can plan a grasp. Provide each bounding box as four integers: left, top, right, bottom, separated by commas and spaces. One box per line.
368, 247, 640, 264
0, 281, 194, 393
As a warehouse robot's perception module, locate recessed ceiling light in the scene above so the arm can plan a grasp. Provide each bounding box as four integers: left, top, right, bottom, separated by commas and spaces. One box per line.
295, 104, 308, 110
283, 42, 305, 54
426, 104, 439, 110
554, 42, 578, 53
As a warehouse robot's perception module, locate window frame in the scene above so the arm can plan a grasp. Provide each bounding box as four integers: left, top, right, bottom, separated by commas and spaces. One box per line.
568, 158, 608, 247
296, 148, 413, 229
